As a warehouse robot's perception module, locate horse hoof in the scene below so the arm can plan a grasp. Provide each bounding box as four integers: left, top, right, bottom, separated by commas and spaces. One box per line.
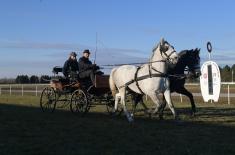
128, 117, 134, 123
127, 115, 134, 122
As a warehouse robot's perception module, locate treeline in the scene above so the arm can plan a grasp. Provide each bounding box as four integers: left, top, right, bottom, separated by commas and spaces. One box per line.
220, 64, 235, 82
0, 75, 51, 84
186, 64, 235, 83
0, 64, 234, 84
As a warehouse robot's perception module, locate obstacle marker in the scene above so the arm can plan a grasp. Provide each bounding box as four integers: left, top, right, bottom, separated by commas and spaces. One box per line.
200, 42, 221, 102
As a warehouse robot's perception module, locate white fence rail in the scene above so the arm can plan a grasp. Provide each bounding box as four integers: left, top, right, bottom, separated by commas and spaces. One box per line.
0, 83, 234, 104
0, 84, 48, 97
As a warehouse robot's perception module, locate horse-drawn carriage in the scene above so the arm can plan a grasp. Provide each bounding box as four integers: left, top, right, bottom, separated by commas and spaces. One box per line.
39, 66, 115, 115
40, 39, 201, 122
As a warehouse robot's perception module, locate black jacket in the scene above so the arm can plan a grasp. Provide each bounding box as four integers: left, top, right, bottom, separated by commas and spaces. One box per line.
78, 57, 93, 72
63, 58, 79, 77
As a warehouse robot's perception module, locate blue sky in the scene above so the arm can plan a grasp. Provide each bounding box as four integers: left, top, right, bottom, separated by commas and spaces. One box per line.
0, 0, 235, 78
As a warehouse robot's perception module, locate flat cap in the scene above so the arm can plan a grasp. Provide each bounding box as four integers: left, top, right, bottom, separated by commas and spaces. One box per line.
83, 49, 90, 54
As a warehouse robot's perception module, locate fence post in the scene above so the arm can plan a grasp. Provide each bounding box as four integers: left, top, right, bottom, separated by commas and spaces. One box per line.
228, 84, 230, 105
180, 94, 183, 103
10, 85, 12, 95
22, 84, 24, 96
36, 85, 38, 96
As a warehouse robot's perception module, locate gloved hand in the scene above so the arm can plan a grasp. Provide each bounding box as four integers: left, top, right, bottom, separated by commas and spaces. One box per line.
95, 65, 100, 70
92, 64, 100, 70
91, 64, 97, 69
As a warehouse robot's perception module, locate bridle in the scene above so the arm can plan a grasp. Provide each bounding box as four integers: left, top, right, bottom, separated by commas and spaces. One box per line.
161, 49, 177, 63
148, 42, 177, 77
185, 52, 201, 78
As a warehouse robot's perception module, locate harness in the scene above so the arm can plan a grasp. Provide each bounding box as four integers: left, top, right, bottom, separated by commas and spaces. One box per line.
118, 41, 180, 94
119, 61, 168, 94
135, 67, 144, 94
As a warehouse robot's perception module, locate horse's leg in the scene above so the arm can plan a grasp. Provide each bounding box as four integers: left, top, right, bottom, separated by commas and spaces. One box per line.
176, 87, 196, 116
139, 96, 149, 115
114, 93, 121, 113
158, 94, 167, 120
149, 93, 162, 115
132, 94, 149, 114
120, 88, 133, 122
131, 93, 139, 115
163, 89, 178, 120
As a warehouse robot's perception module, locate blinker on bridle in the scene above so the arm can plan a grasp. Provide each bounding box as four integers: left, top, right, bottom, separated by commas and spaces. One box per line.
160, 45, 176, 62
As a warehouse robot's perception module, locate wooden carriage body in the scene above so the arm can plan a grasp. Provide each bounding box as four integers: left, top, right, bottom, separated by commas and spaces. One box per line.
40, 66, 115, 115
50, 78, 80, 92
49, 74, 110, 95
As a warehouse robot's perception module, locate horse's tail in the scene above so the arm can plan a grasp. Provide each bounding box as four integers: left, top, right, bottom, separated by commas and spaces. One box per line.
109, 68, 118, 97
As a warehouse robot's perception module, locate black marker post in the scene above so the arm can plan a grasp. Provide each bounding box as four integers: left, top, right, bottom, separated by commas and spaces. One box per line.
207, 42, 213, 96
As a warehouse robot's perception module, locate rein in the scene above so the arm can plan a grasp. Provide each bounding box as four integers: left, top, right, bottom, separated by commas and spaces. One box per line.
100, 60, 166, 67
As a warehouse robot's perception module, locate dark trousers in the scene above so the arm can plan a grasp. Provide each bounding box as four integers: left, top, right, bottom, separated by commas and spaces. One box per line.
79, 70, 95, 85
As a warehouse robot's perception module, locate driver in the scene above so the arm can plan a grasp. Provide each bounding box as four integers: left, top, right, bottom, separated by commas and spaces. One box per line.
78, 49, 99, 86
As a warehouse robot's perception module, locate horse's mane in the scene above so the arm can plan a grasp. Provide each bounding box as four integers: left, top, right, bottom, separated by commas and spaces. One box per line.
178, 50, 188, 58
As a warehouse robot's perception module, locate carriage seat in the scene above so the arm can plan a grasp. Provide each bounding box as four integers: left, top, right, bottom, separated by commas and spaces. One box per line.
52, 66, 63, 74
52, 66, 79, 83
51, 66, 70, 84
51, 76, 70, 84
50, 66, 81, 92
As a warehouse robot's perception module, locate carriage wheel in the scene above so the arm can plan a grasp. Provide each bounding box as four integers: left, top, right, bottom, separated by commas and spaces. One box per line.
40, 87, 57, 113
70, 89, 89, 115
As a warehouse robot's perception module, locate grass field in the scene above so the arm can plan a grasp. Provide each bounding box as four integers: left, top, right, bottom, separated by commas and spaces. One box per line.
1, 95, 235, 155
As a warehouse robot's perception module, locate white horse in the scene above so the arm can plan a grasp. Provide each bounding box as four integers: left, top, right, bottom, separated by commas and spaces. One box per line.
109, 38, 179, 122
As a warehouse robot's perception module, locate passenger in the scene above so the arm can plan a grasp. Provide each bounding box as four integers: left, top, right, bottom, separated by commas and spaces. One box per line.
62, 52, 79, 79
78, 49, 99, 85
